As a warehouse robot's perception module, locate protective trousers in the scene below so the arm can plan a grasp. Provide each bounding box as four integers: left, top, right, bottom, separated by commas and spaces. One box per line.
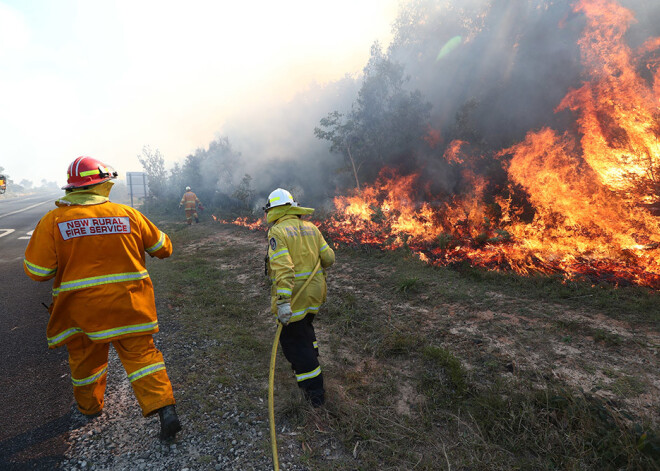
66, 334, 175, 416
184, 209, 198, 225
279, 314, 324, 405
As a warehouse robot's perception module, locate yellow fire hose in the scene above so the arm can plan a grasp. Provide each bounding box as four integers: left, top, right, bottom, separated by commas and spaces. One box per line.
269, 259, 322, 471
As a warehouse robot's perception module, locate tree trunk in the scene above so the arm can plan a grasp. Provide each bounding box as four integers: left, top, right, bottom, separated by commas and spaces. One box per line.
346, 144, 361, 192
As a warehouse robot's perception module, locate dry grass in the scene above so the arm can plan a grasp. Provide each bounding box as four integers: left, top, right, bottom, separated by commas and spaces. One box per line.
147, 218, 660, 470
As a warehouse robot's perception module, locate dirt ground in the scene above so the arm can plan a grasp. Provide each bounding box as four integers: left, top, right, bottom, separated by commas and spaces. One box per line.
206, 222, 660, 431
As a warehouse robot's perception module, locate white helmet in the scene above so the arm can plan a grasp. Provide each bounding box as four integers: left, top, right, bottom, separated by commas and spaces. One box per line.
185, 186, 191, 191
264, 188, 298, 211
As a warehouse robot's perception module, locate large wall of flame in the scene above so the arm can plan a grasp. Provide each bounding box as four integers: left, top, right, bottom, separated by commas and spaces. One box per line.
316, 0, 660, 287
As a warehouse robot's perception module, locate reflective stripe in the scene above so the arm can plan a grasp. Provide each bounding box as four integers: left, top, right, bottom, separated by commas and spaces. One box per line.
290, 305, 320, 322
87, 321, 158, 341
146, 232, 165, 253
128, 362, 166, 383
46, 321, 158, 346
47, 327, 84, 346
271, 272, 320, 285
75, 157, 88, 176
313, 341, 318, 349
277, 288, 292, 296
53, 270, 149, 296
269, 249, 289, 261
79, 169, 101, 177
24, 258, 57, 276
320, 244, 329, 253
296, 366, 321, 382
72, 365, 108, 387
294, 270, 323, 280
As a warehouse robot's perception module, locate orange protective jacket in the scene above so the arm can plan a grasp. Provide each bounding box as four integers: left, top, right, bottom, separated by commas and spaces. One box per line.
180, 191, 200, 210
24, 200, 172, 349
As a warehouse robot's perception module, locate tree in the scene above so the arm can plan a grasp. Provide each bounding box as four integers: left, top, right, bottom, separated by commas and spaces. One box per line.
314, 111, 363, 191
232, 173, 255, 211
169, 163, 184, 197
204, 137, 239, 190
315, 42, 431, 190
176, 137, 242, 207
138, 146, 167, 200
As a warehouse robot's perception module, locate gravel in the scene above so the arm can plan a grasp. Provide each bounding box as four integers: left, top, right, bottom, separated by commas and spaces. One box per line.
58, 340, 310, 470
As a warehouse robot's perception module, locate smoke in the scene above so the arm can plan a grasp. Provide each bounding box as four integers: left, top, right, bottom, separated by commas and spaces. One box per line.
167, 0, 658, 211
393, 0, 655, 144
384, 0, 658, 202
216, 76, 361, 208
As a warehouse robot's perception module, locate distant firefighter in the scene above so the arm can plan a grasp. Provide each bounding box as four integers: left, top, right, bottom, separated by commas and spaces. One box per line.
23, 156, 181, 440
264, 188, 335, 407
179, 186, 203, 224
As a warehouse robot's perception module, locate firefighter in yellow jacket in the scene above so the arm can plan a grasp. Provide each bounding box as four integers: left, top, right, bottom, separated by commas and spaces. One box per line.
265, 188, 335, 406
23, 156, 181, 440
179, 186, 202, 224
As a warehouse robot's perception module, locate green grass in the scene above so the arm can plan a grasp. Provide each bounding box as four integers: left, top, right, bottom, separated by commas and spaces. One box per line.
608, 375, 648, 397
397, 276, 422, 294
421, 345, 468, 398
592, 328, 625, 347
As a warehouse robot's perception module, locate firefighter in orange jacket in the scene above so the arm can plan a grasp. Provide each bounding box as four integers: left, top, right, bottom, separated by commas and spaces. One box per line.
179, 186, 202, 224
265, 188, 335, 406
23, 156, 181, 440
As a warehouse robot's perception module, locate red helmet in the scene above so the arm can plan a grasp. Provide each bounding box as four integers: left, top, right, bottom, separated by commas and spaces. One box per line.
63, 156, 118, 190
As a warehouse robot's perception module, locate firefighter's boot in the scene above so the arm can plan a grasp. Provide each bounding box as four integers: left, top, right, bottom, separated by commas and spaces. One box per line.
303, 388, 325, 408
158, 405, 181, 440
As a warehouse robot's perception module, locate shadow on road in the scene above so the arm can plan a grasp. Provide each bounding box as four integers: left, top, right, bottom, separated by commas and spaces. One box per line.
0, 410, 72, 470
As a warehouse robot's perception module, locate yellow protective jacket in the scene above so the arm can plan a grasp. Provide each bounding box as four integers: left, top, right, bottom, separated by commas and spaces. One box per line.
180, 191, 200, 210
24, 199, 172, 349
267, 214, 335, 323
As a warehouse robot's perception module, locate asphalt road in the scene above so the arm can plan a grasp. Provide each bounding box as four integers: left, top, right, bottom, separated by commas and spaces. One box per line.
0, 192, 73, 470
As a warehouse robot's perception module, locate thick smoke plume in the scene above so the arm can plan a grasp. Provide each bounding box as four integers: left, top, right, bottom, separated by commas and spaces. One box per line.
150, 0, 659, 214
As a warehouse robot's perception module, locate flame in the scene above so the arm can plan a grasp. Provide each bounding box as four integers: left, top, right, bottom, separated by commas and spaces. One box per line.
443, 140, 467, 164
226, 0, 659, 288
319, 0, 660, 289
424, 127, 443, 149
558, 0, 660, 203
222, 216, 266, 231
